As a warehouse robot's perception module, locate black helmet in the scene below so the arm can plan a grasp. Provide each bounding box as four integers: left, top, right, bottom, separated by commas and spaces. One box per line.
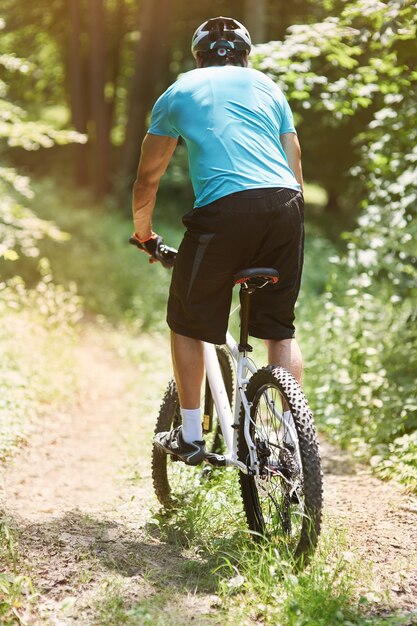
191, 16, 251, 60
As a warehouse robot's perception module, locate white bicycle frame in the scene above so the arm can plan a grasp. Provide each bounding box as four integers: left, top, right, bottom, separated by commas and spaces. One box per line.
203, 330, 299, 477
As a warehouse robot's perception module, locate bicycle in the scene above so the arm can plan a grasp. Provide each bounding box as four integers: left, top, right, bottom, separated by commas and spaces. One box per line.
130, 237, 323, 564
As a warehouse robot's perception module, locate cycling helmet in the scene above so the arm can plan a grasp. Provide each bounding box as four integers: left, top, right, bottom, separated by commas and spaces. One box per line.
191, 16, 251, 60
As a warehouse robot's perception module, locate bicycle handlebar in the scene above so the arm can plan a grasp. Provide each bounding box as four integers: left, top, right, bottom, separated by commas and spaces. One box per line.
129, 236, 178, 268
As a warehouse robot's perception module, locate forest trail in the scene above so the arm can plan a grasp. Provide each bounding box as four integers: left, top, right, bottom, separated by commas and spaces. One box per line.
1, 329, 416, 624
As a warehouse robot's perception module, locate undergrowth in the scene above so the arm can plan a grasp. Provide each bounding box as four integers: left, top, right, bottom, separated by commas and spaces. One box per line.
7, 178, 181, 330
147, 471, 416, 626
0, 519, 37, 626
0, 262, 81, 459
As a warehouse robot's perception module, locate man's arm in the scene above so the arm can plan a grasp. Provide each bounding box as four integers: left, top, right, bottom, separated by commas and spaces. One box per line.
280, 132, 304, 193
132, 133, 178, 241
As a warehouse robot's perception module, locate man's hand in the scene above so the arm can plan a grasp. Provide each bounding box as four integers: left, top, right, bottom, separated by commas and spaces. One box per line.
136, 231, 163, 257
132, 232, 176, 269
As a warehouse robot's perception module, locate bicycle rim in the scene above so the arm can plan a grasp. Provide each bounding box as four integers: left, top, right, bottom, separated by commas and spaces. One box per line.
239, 366, 322, 564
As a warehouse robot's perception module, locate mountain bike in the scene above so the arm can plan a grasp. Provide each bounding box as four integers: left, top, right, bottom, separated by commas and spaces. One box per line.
130, 237, 323, 564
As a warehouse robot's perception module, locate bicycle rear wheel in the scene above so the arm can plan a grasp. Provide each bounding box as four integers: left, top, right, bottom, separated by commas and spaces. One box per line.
238, 366, 322, 565
152, 346, 234, 507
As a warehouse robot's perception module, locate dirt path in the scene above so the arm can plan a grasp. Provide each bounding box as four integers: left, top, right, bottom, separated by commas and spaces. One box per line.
1, 330, 223, 625
321, 441, 417, 612
1, 331, 416, 624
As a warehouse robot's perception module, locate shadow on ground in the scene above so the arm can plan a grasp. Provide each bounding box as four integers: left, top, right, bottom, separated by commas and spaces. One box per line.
3, 508, 222, 595
3, 506, 416, 626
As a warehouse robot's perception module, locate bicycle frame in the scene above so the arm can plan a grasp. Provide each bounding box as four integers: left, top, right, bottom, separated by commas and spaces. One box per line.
201, 271, 300, 477
203, 332, 257, 475
203, 334, 301, 477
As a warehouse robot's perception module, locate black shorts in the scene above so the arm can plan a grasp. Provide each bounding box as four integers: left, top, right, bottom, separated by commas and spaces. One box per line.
167, 187, 304, 344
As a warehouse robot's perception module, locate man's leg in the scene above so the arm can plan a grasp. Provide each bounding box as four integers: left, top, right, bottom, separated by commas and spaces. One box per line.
171, 331, 205, 443
153, 331, 206, 465
171, 331, 204, 408
266, 338, 303, 383
267, 338, 303, 446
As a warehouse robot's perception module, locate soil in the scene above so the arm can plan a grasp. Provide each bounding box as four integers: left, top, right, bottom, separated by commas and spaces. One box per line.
1, 330, 416, 625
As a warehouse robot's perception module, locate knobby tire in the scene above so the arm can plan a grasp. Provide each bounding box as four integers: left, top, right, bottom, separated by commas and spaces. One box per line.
238, 366, 323, 566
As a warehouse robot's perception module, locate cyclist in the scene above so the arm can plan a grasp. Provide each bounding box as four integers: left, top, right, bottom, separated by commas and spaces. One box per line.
132, 16, 304, 466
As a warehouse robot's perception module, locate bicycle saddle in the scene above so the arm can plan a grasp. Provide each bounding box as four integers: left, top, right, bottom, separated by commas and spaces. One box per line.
234, 268, 279, 288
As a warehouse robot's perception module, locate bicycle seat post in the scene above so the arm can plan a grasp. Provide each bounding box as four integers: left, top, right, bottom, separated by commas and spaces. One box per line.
238, 285, 253, 353
233, 268, 280, 354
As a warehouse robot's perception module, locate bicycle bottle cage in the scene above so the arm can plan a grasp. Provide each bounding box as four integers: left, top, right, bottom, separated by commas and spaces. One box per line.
234, 268, 279, 289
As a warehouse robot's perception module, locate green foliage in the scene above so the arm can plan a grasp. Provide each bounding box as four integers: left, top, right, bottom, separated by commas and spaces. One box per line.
271, 0, 417, 490
251, 0, 417, 211
151, 468, 245, 552
20, 180, 182, 328
0, 56, 70, 263
0, 571, 35, 625
0, 28, 84, 150
0, 7, 67, 111
0, 167, 67, 261
304, 285, 416, 451
150, 469, 409, 626
217, 530, 394, 626
371, 432, 417, 489
0, 18, 85, 264
0, 267, 82, 459
0, 519, 37, 626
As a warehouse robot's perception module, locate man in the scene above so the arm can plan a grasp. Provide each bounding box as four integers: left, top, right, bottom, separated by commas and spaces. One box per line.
132, 17, 304, 466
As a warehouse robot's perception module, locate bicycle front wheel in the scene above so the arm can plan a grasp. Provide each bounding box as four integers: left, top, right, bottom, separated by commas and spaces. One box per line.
238, 366, 323, 564
152, 346, 234, 508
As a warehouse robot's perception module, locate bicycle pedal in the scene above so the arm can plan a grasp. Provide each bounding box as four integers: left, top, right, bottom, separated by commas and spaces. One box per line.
204, 452, 227, 467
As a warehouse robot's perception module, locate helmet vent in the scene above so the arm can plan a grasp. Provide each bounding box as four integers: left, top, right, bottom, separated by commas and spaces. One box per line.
191, 16, 251, 59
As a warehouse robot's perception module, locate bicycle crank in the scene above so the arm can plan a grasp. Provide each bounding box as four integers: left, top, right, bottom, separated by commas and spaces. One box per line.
204, 453, 248, 474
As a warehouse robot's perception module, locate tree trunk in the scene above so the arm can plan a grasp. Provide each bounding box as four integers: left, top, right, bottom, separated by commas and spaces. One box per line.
244, 0, 267, 44
68, 0, 89, 186
89, 0, 111, 197
119, 0, 174, 186
107, 0, 125, 132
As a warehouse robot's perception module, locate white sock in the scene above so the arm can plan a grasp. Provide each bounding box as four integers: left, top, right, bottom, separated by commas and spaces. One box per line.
180, 408, 203, 443
283, 410, 294, 445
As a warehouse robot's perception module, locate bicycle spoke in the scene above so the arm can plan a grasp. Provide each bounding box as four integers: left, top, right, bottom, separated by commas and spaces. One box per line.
239, 366, 322, 563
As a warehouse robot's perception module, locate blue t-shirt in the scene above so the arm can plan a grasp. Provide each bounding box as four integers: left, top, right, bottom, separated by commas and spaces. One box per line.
148, 66, 300, 207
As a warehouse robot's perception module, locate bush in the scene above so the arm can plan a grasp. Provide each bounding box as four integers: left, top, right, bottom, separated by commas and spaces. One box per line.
20, 179, 182, 329
254, 1, 417, 491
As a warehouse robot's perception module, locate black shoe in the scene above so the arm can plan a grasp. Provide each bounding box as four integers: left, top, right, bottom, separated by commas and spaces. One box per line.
154, 426, 206, 466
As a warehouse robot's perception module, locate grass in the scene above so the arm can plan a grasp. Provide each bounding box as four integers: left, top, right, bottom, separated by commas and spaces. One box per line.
150, 467, 246, 552
0, 519, 37, 626
0, 272, 81, 460
94, 581, 224, 626
138, 469, 417, 626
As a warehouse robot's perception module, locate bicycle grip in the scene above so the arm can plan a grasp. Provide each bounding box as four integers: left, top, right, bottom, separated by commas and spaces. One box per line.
129, 236, 177, 268
129, 236, 145, 250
